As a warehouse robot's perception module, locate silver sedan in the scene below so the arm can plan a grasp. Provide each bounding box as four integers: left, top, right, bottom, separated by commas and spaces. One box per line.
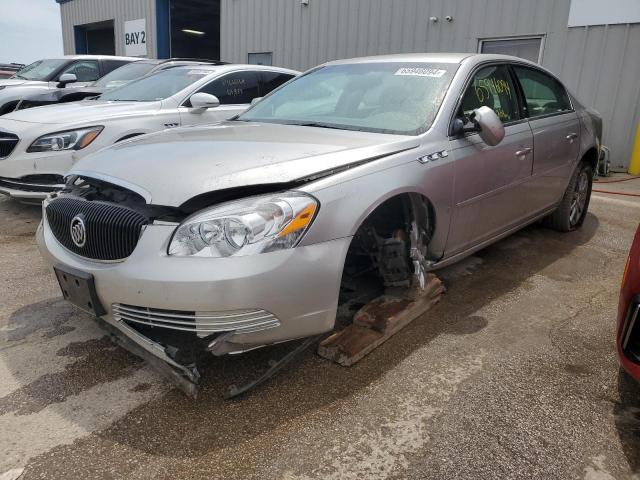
37, 53, 602, 391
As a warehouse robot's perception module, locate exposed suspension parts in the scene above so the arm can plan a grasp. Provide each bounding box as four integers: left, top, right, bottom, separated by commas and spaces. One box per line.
319, 194, 445, 366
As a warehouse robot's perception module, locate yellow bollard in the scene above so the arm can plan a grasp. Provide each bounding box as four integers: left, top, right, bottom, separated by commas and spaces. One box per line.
630, 123, 640, 175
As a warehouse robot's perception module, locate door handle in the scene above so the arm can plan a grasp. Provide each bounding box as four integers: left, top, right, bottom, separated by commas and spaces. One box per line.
515, 147, 532, 157
566, 133, 578, 141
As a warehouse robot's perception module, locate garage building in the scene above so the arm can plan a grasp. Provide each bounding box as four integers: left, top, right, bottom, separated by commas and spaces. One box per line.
56, 0, 640, 171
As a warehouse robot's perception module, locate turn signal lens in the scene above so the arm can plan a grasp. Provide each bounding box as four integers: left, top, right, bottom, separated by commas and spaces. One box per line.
77, 128, 102, 149
278, 204, 317, 237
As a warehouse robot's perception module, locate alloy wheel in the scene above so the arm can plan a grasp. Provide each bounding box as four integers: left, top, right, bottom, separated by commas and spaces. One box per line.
569, 171, 589, 226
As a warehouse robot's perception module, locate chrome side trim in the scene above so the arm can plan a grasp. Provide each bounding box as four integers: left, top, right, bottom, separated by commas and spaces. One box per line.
0, 177, 64, 190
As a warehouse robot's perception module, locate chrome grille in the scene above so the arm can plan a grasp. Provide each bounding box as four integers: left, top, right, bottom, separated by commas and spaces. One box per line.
0, 131, 18, 158
112, 304, 281, 337
46, 197, 148, 261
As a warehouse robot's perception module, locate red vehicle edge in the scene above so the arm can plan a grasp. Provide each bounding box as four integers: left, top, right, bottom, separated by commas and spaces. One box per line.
617, 223, 640, 381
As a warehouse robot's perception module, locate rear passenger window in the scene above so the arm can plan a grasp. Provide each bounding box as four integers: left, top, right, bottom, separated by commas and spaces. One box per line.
513, 66, 572, 118
260, 71, 294, 96
197, 71, 261, 104
102, 60, 130, 75
458, 64, 519, 125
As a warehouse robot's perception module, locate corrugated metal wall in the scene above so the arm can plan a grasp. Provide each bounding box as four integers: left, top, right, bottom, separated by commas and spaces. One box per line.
60, 0, 156, 59
220, 0, 640, 169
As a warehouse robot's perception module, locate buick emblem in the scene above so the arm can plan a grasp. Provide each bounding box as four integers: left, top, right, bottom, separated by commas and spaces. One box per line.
70, 214, 87, 248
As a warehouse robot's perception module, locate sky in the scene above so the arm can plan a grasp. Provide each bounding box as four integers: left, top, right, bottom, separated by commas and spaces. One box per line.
0, 0, 63, 65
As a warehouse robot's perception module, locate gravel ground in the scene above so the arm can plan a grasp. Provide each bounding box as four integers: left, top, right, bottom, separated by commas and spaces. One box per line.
0, 177, 639, 480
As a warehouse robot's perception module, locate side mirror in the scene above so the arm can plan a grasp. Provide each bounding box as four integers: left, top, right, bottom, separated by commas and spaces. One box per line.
189, 92, 220, 113
250, 97, 263, 106
57, 73, 77, 88
472, 106, 505, 146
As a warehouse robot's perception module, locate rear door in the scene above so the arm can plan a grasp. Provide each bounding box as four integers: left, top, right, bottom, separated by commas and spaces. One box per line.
446, 63, 534, 255
511, 65, 580, 212
179, 70, 261, 127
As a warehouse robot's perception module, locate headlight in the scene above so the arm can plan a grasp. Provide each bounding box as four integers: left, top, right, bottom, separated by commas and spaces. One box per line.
168, 192, 318, 257
27, 126, 103, 153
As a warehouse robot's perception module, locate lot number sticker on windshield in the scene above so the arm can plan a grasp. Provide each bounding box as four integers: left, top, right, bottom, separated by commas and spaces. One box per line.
394, 67, 447, 78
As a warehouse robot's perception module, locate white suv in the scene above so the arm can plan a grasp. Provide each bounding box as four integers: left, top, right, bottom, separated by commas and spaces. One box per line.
0, 64, 298, 201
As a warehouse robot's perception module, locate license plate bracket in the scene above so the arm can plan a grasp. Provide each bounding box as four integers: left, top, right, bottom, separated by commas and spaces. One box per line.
54, 264, 106, 317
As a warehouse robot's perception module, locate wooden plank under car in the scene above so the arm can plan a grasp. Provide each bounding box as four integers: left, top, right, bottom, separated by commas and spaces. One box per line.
317, 273, 445, 366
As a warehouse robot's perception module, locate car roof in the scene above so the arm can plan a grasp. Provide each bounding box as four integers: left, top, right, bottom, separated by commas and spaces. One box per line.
324, 52, 539, 67
160, 58, 228, 64
168, 64, 300, 74
129, 59, 165, 65
326, 53, 475, 65
135, 58, 228, 66
58, 55, 141, 61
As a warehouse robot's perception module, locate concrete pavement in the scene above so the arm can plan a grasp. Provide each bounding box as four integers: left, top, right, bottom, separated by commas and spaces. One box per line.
0, 179, 639, 479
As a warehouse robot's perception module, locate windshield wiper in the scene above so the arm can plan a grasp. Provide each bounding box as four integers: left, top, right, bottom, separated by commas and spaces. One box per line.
231, 118, 365, 132
284, 121, 355, 131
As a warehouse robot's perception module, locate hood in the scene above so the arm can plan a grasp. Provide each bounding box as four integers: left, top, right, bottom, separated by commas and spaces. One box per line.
72, 121, 420, 207
0, 100, 160, 125
0, 79, 46, 88
23, 87, 105, 104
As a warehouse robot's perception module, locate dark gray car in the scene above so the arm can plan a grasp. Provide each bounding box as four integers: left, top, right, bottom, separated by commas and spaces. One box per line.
0, 55, 139, 115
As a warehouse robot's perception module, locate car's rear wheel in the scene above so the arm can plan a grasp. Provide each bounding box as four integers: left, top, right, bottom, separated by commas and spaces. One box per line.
544, 161, 593, 232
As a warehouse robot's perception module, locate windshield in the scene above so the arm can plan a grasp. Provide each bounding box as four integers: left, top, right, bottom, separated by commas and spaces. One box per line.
13, 59, 67, 81
99, 68, 211, 102
238, 62, 458, 135
93, 62, 157, 89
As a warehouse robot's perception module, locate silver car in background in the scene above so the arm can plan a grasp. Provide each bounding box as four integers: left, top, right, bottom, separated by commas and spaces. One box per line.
37, 53, 602, 390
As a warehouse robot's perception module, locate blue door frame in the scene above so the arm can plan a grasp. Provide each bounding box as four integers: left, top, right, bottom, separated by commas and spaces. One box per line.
74, 25, 88, 54
156, 0, 170, 58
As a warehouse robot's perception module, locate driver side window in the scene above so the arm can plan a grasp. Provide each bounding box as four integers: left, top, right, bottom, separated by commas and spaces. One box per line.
59, 60, 100, 82
458, 64, 519, 125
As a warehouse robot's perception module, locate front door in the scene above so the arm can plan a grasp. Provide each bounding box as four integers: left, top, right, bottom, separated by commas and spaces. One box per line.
446, 64, 534, 256
511, 65, 581, 212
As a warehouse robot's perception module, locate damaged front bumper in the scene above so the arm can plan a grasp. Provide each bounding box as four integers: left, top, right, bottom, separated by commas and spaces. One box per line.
0, 175, 65, 201
36, 218, 351, 394
0, 150, 74, 201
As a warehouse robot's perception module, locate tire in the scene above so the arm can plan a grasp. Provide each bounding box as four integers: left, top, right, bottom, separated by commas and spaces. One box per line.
544, 161, 593, 232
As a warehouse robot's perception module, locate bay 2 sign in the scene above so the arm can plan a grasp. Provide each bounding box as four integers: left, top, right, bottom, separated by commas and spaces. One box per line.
124, 18, 147, 57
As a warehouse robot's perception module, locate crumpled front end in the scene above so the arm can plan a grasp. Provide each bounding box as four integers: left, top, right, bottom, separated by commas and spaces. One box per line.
36, 177, 350, 394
